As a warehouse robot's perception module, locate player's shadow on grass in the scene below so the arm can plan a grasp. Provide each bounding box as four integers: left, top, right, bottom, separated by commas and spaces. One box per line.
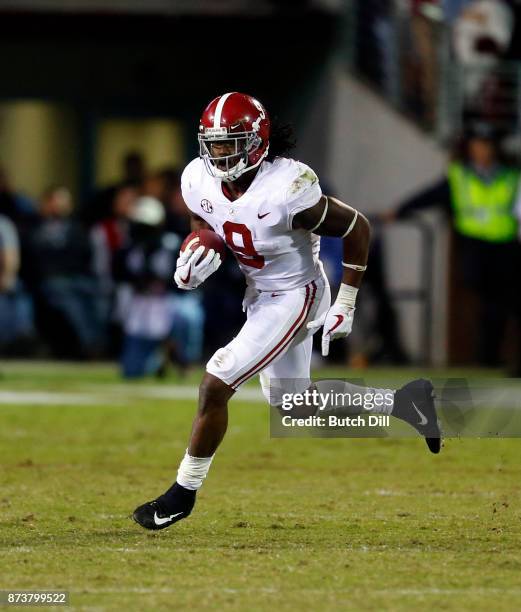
1, 524, 193, 546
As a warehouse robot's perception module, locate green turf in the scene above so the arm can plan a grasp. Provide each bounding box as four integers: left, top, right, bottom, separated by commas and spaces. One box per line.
0, 363, 520, 611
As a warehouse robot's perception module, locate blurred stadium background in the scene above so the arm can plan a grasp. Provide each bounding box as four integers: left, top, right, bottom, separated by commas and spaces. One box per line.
1, 0, 521, 376
1, 0, 520, 374
3, 3, 521, 610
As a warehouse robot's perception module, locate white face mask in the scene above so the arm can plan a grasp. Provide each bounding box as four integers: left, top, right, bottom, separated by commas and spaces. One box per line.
198, 130, 267, 182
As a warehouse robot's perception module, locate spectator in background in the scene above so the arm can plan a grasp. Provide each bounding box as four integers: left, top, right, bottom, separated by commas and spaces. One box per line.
162, 169, 191, 237
143, 167, 169, 202
320, 226, 408, 367
123, 151, 146, 187
85, 151, 146, 226
91, 183, 137, 296
355, 0, 395, 90
90, 183, 138, 355
0, 214, 35, 354
25, 186, 103, 359
453, 0, 514, 100
382, 122, 521, 371
410, 0, 444, 127
319, 180, 409, 367
348, 222, 410, 366
114, 196, 204, 378
143, 167, 191, 236
445, 0, 476, 21
0, 165, 36, 229
505, 0, 521, 59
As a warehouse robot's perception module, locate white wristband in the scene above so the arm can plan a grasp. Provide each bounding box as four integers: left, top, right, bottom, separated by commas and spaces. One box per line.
336, 283, 358, 310
342, 262, 367, 271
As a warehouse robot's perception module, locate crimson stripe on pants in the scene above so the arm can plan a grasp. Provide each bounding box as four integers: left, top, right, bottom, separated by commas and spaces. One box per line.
231, 281, 317, 389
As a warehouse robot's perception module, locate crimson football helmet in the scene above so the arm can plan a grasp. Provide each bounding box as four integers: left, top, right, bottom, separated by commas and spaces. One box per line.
198, 92, 271, 182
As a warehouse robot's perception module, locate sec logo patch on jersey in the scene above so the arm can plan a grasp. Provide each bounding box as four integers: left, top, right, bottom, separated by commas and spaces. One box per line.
201, 199, 213, 213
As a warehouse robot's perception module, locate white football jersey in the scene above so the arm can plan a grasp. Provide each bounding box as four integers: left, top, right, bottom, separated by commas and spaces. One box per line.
181, 156, 323, 291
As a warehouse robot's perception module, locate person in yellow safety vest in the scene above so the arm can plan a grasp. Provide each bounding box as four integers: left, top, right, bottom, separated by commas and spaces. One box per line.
383, 122, 521, 372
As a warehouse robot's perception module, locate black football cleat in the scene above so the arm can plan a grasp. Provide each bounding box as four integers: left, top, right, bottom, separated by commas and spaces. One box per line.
132, 483, 196, 531
393, 378, 442, 454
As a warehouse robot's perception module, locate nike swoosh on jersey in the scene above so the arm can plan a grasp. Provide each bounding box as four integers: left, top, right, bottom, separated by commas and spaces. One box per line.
271, 292, 282, 297
412, 401, 428, 426
257, 211, 271, 219
153, 511, 183, 526
326, 314, 344, 335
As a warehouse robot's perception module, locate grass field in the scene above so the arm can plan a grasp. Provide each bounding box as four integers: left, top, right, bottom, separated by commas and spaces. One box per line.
0, 362, 520, 611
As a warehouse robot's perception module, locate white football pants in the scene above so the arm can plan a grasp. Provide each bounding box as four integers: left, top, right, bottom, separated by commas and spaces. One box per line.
206, 269, 331, 402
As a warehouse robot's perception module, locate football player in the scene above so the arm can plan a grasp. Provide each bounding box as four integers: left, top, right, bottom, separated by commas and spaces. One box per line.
133, 92, 441, 531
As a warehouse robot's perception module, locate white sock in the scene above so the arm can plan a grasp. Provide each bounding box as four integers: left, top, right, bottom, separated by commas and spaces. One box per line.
313, 380, 395, 417
177, 450, 214, 491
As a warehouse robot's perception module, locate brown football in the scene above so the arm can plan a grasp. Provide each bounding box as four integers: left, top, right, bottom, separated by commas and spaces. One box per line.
180, 229, 227, 263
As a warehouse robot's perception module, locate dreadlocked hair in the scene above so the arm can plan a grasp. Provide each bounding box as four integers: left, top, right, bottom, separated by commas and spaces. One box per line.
265, 118, 296, 161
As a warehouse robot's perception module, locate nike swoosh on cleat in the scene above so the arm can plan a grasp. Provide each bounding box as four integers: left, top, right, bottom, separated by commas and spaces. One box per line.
412, 401, 428, 426
153, 511, 183, 526
257, 212, 271, 219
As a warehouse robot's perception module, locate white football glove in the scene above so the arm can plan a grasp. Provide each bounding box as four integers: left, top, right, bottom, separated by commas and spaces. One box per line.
307, 284, 358, 357
174, 245, 221, 290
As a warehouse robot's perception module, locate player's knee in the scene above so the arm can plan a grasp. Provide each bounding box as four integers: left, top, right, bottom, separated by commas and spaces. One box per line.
198, 372, 233, 414
206, 346, 237, 382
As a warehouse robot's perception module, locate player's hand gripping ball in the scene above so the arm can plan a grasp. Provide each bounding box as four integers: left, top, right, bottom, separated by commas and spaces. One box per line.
174, 229, 226, 290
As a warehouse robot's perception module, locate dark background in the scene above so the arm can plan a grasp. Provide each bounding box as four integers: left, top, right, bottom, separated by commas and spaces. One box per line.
0, 8, 338, 198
